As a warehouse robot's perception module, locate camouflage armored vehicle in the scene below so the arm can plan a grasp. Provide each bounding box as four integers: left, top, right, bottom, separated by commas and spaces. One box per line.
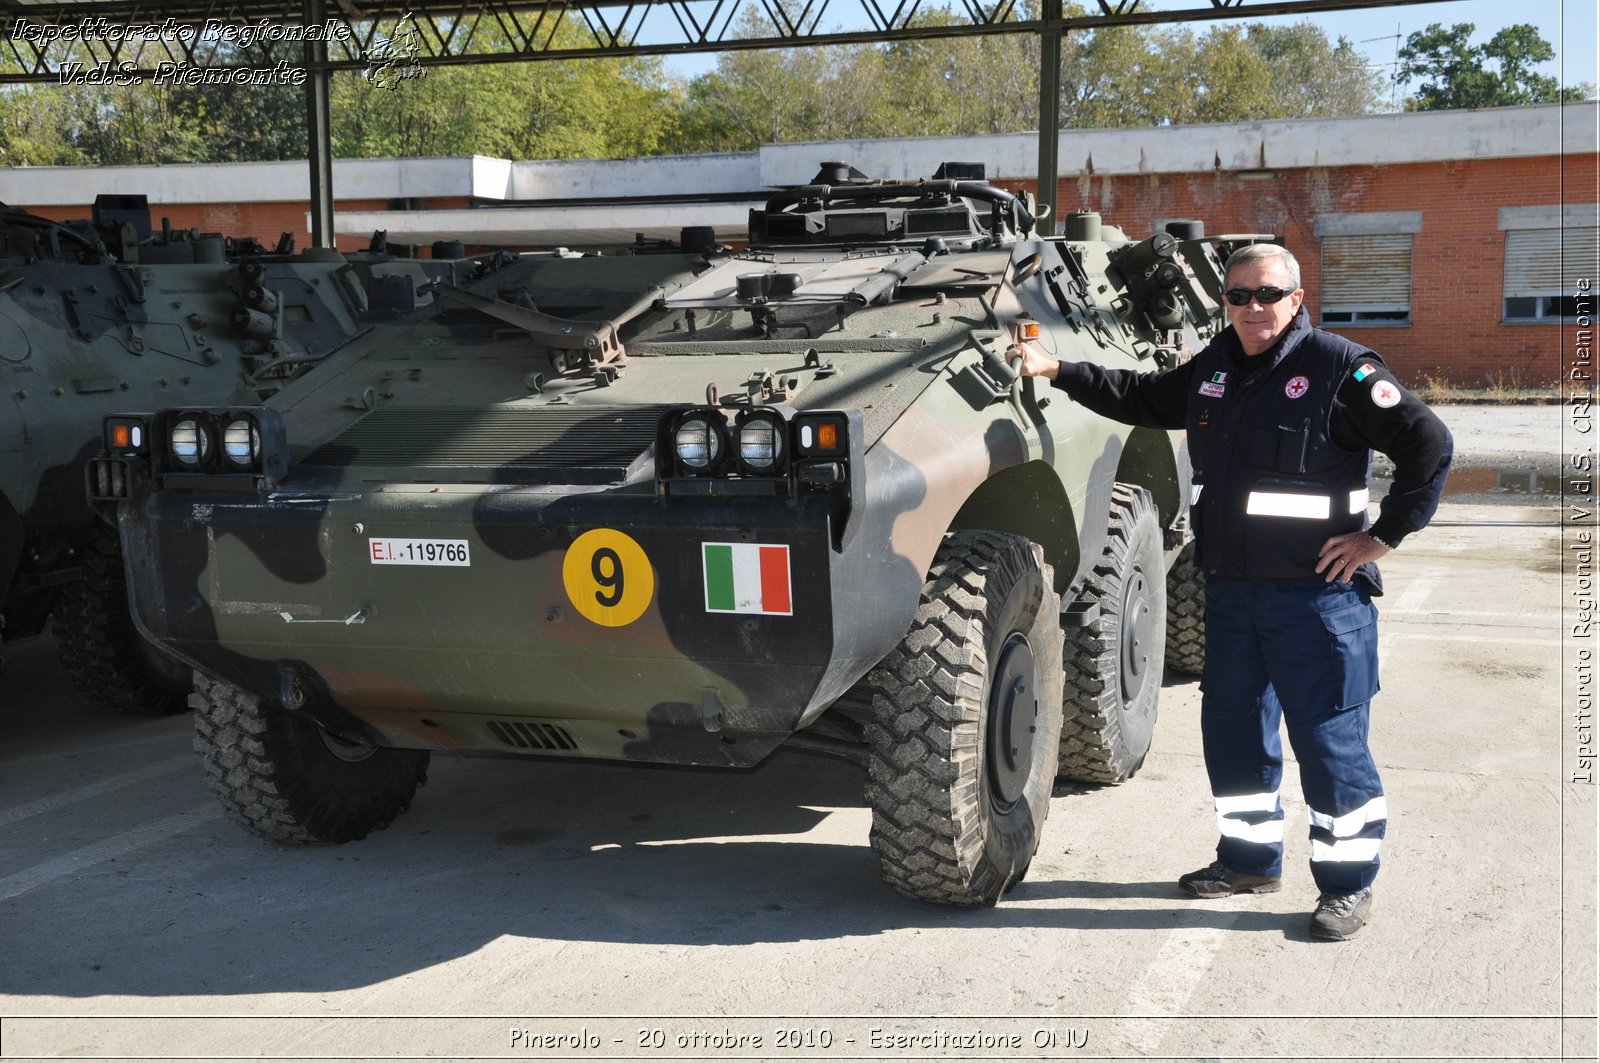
91, 165, 1238, 904
0, 195, 459, 714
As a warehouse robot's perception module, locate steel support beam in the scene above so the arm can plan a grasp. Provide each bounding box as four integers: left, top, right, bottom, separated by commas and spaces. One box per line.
0, 0, 1460, 82
1035, 0, 1062, 237
304, 0, 336, 248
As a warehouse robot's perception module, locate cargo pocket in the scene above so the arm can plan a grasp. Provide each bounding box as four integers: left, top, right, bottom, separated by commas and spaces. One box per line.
1319, 599, 1380, 710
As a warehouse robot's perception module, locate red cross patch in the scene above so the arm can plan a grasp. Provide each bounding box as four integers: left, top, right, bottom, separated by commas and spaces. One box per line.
1284, 375, 1310, 399
1371, 380, 1402, 408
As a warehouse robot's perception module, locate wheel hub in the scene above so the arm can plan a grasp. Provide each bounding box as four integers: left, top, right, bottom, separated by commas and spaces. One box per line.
319, 728, 379, 764
1120, 566, 1152, 702
987, 634, 1039, 806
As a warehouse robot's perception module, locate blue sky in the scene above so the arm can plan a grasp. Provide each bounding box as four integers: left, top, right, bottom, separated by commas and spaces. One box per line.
1242, 0, 1597, 98
660, 0, 1598, 97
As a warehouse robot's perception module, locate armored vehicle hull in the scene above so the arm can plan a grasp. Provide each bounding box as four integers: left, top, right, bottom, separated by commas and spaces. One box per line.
95, 169, 1246, 902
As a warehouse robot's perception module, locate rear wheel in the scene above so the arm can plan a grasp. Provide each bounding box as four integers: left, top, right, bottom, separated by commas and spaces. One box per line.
53, 523, 191, 716
193, 671, 429, 843
863, 531, 1064, 906
1165, 541, 1206, 676
1058, 484, 1165, 784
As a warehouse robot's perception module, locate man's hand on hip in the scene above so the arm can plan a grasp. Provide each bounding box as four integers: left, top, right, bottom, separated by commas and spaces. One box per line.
1316, 531, 1391, 583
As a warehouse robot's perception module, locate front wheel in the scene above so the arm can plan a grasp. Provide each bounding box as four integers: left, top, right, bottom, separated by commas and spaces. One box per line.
1058, 484, 1166, 784
193, 671, 430, 843
863, 531, 1064, 906
53, 523, 191, 716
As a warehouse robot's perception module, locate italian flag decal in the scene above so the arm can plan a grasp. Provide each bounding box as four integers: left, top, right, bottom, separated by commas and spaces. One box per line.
1354, 363, 1377, 381
702, 542, 793, 615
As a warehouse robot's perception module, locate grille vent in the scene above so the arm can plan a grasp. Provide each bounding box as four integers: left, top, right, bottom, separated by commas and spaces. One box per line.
486, 719, 579, 752
302, 406, 664, 483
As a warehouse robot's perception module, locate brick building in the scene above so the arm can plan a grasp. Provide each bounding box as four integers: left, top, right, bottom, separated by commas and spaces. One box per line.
3, 101, 1595, 385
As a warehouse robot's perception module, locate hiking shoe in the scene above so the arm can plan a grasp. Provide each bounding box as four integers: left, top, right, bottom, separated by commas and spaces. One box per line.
1310, 888, 1374, 941
1177, 860, 1282, 898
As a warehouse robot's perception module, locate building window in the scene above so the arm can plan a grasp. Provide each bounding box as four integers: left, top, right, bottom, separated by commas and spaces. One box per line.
1313, 213, 1421, 328
1319, 233, 1413, 325
1503, 225, 1598, 322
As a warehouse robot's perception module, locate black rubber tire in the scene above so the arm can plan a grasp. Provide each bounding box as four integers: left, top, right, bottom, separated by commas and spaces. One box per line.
1058, 484, 1166, 785
52, 523, 192, 716
1165, 541, 1206, 676
862, 530, 1064, 906
193, 671, 430, 844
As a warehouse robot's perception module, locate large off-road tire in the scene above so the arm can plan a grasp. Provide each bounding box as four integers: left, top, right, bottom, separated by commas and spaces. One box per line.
52, 523, 192, 716
193, 671, 430, 843
863, 531, 1064, 906
1058, 484, 1165, 785
1165, 541, 1206, 676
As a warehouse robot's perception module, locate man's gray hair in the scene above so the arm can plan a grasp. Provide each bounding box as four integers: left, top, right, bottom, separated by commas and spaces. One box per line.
1224, 243, 1301, 290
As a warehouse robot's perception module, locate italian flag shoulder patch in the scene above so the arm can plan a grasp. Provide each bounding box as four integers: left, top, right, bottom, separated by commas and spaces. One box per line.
703, 542, 793, 615
1353, 363, 1377, 381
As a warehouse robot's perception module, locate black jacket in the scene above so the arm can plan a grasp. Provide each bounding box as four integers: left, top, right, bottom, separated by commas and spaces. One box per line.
1050, 309, 1453, 582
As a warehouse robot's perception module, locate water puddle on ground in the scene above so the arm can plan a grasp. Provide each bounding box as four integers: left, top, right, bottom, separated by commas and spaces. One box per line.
1374, 465, 1589, 502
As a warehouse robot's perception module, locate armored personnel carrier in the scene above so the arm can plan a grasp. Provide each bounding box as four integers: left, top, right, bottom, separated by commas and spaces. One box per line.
1, 196, 457, 714
90, 165, 1239, 904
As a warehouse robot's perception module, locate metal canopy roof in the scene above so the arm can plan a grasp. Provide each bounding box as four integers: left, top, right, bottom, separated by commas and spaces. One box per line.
1, 0, 1450, 243
3, 0, 1451, 79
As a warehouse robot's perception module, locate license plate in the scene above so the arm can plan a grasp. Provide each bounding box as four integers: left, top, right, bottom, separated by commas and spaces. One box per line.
368, 538, 471, 567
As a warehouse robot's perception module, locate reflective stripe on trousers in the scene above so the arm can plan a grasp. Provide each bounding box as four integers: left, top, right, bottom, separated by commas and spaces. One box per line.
1215, 791, 1285, 845
1309, 795, 1388, 863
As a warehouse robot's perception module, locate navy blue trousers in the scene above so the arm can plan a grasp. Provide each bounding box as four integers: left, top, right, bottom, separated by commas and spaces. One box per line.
1201, 579, 1387, 894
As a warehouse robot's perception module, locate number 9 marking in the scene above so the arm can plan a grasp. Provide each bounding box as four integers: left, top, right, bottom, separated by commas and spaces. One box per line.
562, 529, 654, 627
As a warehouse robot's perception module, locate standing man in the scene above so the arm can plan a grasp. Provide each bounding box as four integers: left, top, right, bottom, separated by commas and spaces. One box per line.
1008, 243, 1452, 941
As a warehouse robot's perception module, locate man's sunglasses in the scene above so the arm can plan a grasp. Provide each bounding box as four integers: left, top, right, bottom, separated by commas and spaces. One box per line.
1224, 285, 1298, 306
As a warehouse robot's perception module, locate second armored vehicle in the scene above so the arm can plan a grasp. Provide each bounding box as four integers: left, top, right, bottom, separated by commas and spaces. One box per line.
92, 165, 1237, 903
2, 196, 484, 714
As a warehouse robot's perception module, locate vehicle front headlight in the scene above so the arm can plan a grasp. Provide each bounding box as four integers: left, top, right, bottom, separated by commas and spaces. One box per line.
170, 418, 208, 468
148, 407, 290, 485
674, 414, 723, 470
222, 418, 259, 468
737, 412, 785, 473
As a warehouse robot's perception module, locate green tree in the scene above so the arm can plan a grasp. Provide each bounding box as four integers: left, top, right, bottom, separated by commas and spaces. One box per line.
1062, 21, 1168, 128
1051, 15, 1377, 132
673, 9, 889, 151
880, 8, 1039, 137
166, 48, 308, 162
0, 16, 683, 166
0, 85, 85, 165
330, 17, 681, 160
1396, 22, 1590, 110
1247, 23, 1381, 117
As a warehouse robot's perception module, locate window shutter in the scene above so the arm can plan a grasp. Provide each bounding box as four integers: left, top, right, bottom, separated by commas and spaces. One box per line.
1504, 227, 1600, 297
1321, 234, 1412, 311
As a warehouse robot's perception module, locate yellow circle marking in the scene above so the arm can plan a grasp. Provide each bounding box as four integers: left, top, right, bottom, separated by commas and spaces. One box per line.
562, 528, 655, 627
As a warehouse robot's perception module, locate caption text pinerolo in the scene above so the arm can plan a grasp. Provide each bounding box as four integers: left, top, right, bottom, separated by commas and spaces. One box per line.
505, 1023, 1093, 1054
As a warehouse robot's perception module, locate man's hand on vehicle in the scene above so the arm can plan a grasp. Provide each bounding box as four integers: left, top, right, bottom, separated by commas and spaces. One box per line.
1005, 341, 1059, 379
